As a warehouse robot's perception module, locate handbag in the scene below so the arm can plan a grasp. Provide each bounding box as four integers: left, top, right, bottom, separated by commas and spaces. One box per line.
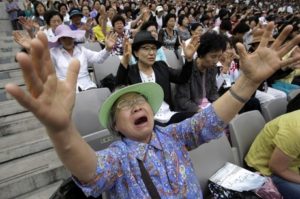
49, 177, 102, 199
208, 181, 261, 199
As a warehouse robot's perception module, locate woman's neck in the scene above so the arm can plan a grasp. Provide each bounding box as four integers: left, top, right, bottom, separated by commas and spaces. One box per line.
166, 27, 174, 35
138, 62, 153, 75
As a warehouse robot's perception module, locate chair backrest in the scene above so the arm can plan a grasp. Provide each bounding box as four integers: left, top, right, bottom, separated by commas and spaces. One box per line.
261, 98, 287, 122
72, 88, 111, 136
229, 110, 265, 167
83, 129, 120, 151
189, 135, 237, 196
93, 55, 120, 87
81, 41, 102, 51
287, 89, 300, 102
163, 48, 183, 70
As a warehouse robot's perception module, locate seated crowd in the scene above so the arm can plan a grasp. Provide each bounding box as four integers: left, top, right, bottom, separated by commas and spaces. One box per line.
7, 0, 300, 198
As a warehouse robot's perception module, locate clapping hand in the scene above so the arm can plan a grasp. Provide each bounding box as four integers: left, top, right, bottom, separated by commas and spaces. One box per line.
105, 31, 118, 52
13, 31, 31, 51
121, 36, 132, 68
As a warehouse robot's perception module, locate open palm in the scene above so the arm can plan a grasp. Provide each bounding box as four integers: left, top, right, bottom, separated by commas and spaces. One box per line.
237, 23, 300, 84
5, 32, 80, 132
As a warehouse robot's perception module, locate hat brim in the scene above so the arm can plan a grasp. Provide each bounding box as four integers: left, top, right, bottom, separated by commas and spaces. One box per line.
70, 13, 83, 19
99, 82, 164, 129
132, 40, 162, 51
48, 29, 86, 47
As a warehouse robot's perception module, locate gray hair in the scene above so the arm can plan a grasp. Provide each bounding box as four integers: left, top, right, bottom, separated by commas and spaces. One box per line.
106, 103, 122, 137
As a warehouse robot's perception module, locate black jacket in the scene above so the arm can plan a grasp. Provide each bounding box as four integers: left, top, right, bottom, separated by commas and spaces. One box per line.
116, 60, 193, 110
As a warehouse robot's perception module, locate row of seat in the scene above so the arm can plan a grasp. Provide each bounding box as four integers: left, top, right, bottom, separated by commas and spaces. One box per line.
70, 87, 255, 197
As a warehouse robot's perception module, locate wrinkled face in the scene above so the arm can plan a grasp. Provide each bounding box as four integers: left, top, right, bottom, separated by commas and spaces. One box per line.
71, 15, 82, 25
147, 25, 158, 40
50, 15, 63, 31
114, 20, 124, 34
135, 44, 157, 67
36, 4, 45, 15
114, 93, 154, 143
199, 50, 223, 69
59, 37, 75, 50
167, 17, 176, 29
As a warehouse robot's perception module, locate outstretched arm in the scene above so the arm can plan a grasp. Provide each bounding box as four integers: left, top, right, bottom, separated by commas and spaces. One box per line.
213, 22, 300, 123
5, 32, 97, 184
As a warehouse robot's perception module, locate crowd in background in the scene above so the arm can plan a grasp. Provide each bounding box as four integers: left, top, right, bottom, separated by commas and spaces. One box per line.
4, 0, 300, 198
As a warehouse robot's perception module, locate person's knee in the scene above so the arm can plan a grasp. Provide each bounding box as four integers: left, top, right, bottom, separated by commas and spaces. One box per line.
272, 175, 300, 199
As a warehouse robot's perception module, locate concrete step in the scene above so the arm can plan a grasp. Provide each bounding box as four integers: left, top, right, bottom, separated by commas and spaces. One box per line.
0, 75, 24, 89
0, 62, 20, 71
0, 149, 70, 199
0, 69, 22, 80
0, 56, 17, 65
0, 85, 26, 102
0, 39, 21, 49
15, 180, 63, 199
1, 49, 21, 57
0, 127, 52, 163
0, 99, 27, 117
0, 112, 42, 137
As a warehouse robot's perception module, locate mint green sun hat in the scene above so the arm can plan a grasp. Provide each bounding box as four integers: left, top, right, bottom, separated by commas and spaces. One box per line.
99, 82, 164, 128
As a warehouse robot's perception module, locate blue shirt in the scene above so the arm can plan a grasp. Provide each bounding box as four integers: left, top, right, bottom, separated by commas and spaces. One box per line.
74, 105, 226, 198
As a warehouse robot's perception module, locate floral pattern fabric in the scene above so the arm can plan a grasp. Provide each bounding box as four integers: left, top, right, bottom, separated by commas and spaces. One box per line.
74, 105, 226, 198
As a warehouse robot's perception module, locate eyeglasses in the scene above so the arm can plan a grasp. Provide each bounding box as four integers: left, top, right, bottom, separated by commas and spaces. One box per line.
116, 95, 147, 110
140, 46, 157, 53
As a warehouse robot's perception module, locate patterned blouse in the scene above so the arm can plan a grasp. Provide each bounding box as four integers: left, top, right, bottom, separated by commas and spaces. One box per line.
74, 105, 226, 198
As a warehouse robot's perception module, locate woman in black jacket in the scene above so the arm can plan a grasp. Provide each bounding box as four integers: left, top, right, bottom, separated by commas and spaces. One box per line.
116, 30, 200, 126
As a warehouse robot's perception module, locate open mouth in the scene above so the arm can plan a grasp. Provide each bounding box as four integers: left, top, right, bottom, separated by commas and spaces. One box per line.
134, 116, 148, 126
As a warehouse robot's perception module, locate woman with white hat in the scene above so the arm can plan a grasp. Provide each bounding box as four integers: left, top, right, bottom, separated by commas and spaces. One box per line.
48, 24, 117, 92
5, 23, 300, 198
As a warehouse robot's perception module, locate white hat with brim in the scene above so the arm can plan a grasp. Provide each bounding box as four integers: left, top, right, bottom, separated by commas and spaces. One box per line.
99, 82, 164, 129
48, 24, 86, 47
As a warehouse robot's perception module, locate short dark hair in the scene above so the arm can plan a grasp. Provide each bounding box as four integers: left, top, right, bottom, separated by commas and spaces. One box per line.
111, 15, 125, 27
163, 13, 176, 28
178, 14, 188, 26
58, 3, 67, 12
44, 10, 63, 26
33, 2, 46, 17
140, 21, 158, 31
197, 31, 227, 57
232, 21, 250, 35
220, 19, 232, 31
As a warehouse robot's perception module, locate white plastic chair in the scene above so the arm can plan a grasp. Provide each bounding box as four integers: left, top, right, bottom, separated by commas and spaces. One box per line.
261, 98, 287, 122
189, 135, 238, 197
93, 55, 120, 87
229, 110, 266, 167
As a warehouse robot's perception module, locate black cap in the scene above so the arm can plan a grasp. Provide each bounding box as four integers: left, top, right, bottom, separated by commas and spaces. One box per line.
132, 31, 162, 51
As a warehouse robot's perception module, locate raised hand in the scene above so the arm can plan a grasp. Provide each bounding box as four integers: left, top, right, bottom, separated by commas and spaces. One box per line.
121, 36, 132, 68
5, 32, 80, 133
13, 31, 31, 51
18, 16, 39, 31
236, 22, 300, 85
105, 31, 118, 52
181, 34, 200, 61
